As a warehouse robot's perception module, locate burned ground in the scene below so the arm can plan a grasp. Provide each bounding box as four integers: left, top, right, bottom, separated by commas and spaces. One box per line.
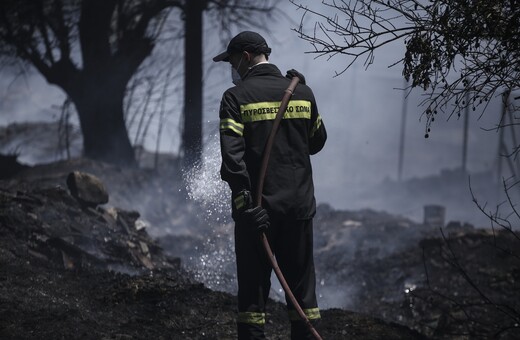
0, 155, 519, 339
0, 158, 425, 339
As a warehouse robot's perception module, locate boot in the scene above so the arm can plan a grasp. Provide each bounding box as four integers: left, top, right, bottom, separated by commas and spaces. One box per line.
291, 319, 321, 340
237, 322, 266, 340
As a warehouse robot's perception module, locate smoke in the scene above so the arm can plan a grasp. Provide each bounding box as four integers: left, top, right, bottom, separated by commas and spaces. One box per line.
0, 2, 507, 229
1, 0, 516, 311
317, 276, 359, 309
201, 5, 505, 228
0, 121, 83, 165
0, 69, 66, 124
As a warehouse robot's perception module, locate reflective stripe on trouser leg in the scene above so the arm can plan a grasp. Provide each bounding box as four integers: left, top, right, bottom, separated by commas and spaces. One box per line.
289, 307, 321, 340
237, 312, 266, 325
288, 307, 321, 321
237, 313, 266, 340
272, 218, 320, 318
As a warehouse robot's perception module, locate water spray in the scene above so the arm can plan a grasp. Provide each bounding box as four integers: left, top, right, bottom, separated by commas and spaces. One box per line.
183, 136, 236, 292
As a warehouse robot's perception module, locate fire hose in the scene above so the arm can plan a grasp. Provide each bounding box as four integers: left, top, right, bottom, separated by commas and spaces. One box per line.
254, 76, 323, 340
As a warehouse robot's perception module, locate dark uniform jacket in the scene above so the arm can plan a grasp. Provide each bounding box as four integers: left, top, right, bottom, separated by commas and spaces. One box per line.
219, 63, 327, 220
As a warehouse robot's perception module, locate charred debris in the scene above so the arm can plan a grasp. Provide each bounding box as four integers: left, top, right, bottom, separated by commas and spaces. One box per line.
0, 155, 518, 339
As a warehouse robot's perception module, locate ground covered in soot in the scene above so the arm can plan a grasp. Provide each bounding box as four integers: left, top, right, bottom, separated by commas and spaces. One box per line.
0, 137, 519, 339
0, 156, 428, 339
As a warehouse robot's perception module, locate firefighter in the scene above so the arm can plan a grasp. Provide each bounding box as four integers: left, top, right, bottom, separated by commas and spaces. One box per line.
213, 31, 327, 339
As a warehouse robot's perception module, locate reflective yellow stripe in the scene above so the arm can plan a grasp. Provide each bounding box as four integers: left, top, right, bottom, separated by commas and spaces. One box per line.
310, 115, 322, 137
288, 308, 321, 321
220, 118, 244, 136
237, 312, 266, 325
240, 100, 311, 123
234, 194, 246, 210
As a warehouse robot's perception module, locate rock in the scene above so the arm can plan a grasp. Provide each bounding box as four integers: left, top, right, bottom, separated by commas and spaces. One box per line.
66, 171, 109, 206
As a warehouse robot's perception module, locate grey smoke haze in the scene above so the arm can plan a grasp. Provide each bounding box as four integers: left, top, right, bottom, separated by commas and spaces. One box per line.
0, 1, 508, 227
1, 1, 516, 312
203, 1, 504, 226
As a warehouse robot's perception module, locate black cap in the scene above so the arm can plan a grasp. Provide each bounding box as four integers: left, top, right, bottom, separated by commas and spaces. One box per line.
213, 31, 271, 62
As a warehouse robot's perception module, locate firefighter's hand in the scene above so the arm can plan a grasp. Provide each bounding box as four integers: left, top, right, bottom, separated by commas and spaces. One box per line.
286, 69, 306, 85
242, 206, 270, 233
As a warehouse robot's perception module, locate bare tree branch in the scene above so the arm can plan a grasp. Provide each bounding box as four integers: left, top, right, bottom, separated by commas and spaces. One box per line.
290, 0, 520, 133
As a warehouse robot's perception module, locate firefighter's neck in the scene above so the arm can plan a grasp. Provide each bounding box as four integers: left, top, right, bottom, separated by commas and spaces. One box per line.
240, 53, 268, 78
249, 54, 268, 68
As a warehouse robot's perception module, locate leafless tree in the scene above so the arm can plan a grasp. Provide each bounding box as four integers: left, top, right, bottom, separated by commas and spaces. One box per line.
0, 0, 180, 166
0, 0, 277, 167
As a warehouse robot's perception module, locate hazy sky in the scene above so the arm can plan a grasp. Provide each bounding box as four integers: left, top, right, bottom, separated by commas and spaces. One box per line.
0, 1, 507, 224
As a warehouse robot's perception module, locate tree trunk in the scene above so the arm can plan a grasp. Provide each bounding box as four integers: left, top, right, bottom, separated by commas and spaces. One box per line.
69, 77, 136, 167
183, 0, 204, 168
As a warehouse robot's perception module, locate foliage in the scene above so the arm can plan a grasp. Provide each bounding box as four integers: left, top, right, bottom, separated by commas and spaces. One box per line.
290, 0, 520, 133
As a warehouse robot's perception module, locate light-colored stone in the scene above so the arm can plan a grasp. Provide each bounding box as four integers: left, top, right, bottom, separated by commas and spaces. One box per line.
66, 171, 109, 206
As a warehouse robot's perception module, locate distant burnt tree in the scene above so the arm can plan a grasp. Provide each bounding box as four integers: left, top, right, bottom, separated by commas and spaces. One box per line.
181, 0, 276, 168
0, 0, 276, 167
0, 1, 172, 166
290, 0, 520, 134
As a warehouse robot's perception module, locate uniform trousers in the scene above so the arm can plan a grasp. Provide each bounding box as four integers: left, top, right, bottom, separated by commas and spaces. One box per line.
234, 214, 320, 339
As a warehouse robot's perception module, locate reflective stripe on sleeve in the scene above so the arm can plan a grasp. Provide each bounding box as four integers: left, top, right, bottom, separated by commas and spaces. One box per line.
220, 118, 244, 136
310, 115, 323, 137
234, 194, 246, 210
288, 308, 321, 321
237, 312, 266, 325
240, 100, 311, 123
